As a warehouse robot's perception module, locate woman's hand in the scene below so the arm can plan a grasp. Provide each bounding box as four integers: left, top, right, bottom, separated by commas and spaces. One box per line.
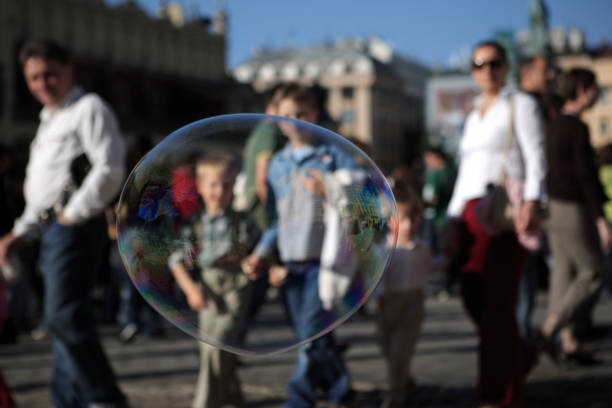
517, 200, 540, 235
596, 217, 612, 253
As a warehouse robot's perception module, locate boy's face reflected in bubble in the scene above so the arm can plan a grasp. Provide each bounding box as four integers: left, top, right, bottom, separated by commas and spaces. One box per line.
116, 113, 397, 355
196, 167, 234, 215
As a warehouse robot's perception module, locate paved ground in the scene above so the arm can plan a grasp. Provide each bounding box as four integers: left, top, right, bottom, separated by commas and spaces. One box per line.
3, 291, 612, 408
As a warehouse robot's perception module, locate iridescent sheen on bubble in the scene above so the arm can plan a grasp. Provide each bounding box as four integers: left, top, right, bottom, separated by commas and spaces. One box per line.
116, 114, 397, 355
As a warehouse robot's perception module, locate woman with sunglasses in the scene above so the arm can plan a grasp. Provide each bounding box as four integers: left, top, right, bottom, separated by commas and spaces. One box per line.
446, 40, 547, 408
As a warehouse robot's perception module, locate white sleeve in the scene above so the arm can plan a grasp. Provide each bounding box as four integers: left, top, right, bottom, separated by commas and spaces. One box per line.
62, 95, 126, 223
12, 201, 41, 240
513, 93, 547, 202
446, 113, 471, 218
446, 163, 468, 218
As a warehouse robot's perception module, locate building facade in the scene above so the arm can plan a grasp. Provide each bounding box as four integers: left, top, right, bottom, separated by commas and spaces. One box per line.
556, 49, 612, 149
0, 0, 257, 145
425, 0, 612, 159
425, 74, 480, 158
233, 37, 430, 172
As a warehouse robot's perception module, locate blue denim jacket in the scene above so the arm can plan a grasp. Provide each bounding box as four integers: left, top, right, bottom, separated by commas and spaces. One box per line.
253, 142, 359, 262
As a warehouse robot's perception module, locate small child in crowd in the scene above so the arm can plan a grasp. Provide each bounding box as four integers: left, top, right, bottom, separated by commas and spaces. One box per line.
376, 186, 444, 408
168, 153, 259, 408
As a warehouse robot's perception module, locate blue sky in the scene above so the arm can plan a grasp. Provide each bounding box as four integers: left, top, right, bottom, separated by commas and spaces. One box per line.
109, 0, 612, 69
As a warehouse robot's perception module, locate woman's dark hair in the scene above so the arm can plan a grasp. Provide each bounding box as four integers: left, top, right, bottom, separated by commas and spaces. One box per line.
558, 68, 597, 102
19, 40, 71, 67
473, 40, 507, 63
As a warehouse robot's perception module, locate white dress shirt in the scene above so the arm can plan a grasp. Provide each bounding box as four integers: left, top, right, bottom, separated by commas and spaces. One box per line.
447, 87, 547, 218
13, 86, 126, 238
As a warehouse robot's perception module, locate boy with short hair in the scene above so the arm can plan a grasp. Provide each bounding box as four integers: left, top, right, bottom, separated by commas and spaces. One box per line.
169, 153, 259, 408
377, 187, 443, 408
246, 84, 359, 408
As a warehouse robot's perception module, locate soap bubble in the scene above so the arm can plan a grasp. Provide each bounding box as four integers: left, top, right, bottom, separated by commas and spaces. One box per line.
117, 114, 397, 356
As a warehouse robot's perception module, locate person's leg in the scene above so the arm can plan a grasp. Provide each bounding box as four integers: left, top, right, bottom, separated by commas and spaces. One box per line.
478, 233, 526, 406
41, 219, 125, 406
375, 298, 392, 396
283, 264, 317, 408
460, 200, 526, 406
284, 344, 316, 408
192, 339, 216, 408
301, 263, 350, 404
442, 258, 461, 297
516, 253, 540, 342
543, 201, 603, 349
572, 284, 603, 338
140, 300, 163, 337
554, 234, 602, 351
387, 291, 424, 405
118, 253, 139, 335
237, 275, 269, 344
193, 289, 246, 408
542, 229, 572, 337
460, 272, 485, 401
0, 369, 16, 408
217, 271, 251, 405
283, 263, 350, 408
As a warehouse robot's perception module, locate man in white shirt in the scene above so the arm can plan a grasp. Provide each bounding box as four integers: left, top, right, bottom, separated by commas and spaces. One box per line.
0, 41, 127, 407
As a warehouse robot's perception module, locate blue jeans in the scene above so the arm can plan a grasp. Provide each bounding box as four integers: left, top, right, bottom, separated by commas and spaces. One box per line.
283, 262, 351, 408
516, 255, 538, 341
516, 248, 549, 342
41, 218, 125, 407
114, 245, 161, 335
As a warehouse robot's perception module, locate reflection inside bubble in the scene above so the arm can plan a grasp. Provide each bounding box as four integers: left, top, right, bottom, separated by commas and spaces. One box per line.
117, 114, 396, 355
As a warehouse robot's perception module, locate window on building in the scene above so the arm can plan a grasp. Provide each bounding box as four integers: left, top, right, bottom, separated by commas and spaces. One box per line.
600, 88, 609, 105
342, 109, 355, 124
601, 118, 609, 136
342, 87, 354, 99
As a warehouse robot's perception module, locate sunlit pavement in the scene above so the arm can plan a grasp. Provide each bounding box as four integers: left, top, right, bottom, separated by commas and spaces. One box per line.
4, 292, 612, 408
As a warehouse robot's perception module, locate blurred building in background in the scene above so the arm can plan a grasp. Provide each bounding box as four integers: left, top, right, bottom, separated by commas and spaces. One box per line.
425, 74, 479, 158
233, 37, 430, 172
425, 0, 612, 160
556, 43, 612, 149
0, 0, 259, 146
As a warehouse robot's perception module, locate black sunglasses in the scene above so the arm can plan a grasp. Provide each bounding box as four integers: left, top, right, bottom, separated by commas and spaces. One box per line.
472, 58, 505, 70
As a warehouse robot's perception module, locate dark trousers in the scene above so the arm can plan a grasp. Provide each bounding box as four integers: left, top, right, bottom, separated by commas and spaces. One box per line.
460, 199, 529, 406
114, 244, 161, 334
41, 217, 125, 407
516, 250, 546, 341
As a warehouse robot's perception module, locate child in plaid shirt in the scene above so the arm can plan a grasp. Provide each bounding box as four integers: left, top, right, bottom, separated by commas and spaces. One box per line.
169, 153, 259, 408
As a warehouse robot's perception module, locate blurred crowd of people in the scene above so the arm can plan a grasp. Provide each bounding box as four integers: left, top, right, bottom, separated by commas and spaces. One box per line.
1, 37, 612, 408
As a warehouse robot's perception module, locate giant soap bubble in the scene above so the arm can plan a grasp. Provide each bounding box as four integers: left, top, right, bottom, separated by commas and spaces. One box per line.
117, 114, 397, 355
